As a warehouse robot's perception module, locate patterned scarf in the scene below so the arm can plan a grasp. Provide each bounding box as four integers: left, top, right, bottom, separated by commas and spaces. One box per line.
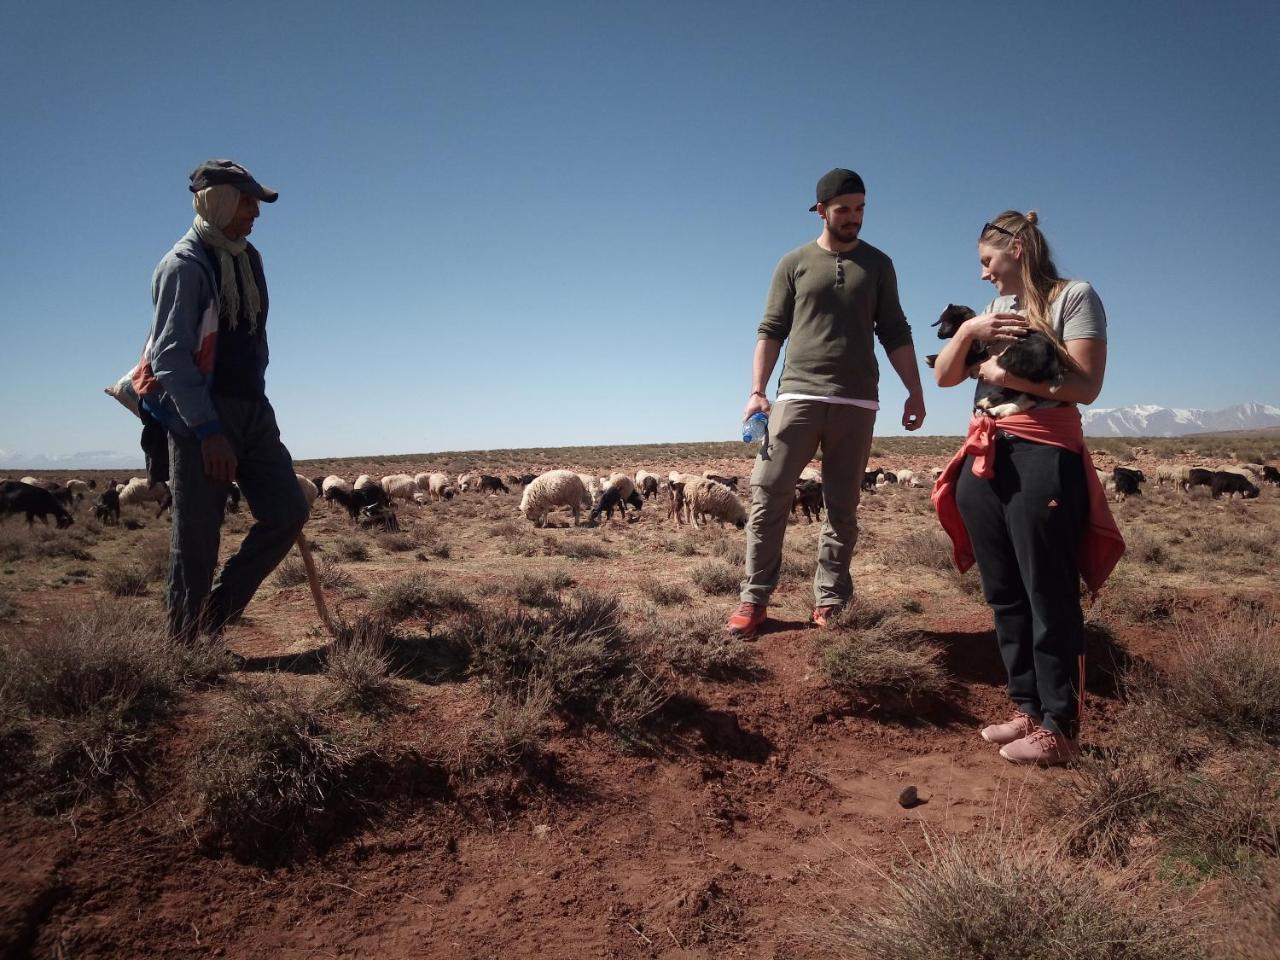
192, 185, 262, 334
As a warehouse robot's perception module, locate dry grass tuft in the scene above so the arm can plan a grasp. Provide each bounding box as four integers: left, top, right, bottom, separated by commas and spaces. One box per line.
327, 616, 401, 712
368, 574, 473, 623
334, 536, 370, 561
100, 565, 151, 597
190, 680, 371, 856
690, 559, 740, 595
643, 611, 761, 680
879, 528, 954, 571
636, 574, 690, 606
507, 569, 574, 607
0, 602, 230, 805
816, 616, 947, 701
823, 833, 1206, 960
1162, 607, 1280, 743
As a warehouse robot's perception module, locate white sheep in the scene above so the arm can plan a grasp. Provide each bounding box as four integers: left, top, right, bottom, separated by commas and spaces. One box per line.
1155, 464, 1191, 488
422, 472, 455, 501
354, 474, 380, 493
65, 479, 94, 501
520, 470, 587, 528
930, 466, 943, 481
577, 473, 604, 507
381, 473, 419, 504
897, 469, 917, 488
118, 477, 171, 515
799, 466, 822, 483
295, 474, 319, 509
322, 475, 351, 497
686, 477, 747, 529
603, 473, 637, 500
457, 473, 478, 493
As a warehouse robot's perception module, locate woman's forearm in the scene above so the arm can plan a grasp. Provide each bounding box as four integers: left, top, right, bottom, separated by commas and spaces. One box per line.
932, 329, 978, 387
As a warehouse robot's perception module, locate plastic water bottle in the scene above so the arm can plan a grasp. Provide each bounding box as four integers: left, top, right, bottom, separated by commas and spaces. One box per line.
742, 411, 769, 443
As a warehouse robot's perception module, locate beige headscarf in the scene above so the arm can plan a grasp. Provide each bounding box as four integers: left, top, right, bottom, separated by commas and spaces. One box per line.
192, 185, 262, 334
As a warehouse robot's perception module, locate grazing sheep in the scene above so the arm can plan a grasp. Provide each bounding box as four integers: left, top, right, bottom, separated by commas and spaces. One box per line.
520, 470, 587, 528
686, 478, 747, 529
419, 472, 456, 502
666, 476, 690, 525
478, 474, 510, 494
792, 478, 823, 523
577, 473, 604, 508
118, 478, 172, 517
325, 475, 389, 520
590, 475, 644, 525
1263, 465, 1280, 486
930, 466, 943, 481
1, 481, 74, 528
1155, 464, 1191, 488
457, 473, 479, 493
381, 473, 419, 504
862, 468, 884, 491
65, 478, 94, 502
93, 485, 121, 525
296, 475, 319, 509
896, 469, 917, 488
358, 503, 400, 531
635, 470, 660, 500
322, 475, 352, 499
703, 473, 740, 491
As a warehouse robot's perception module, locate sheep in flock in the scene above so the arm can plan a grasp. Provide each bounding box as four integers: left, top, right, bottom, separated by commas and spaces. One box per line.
381, 473, 419, 504
520, 470, 587, 528
686, 477, 748, 529
457, 473, 479, 493
589, 474, 644, 525
896, 469, 917, 488
416, 472, 456, 501
118, 478, 172, 517
577, 473, 604, 508
634, 470, 660, 500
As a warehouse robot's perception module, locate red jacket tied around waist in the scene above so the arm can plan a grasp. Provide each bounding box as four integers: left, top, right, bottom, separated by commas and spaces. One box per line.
931, 407, 1125, 595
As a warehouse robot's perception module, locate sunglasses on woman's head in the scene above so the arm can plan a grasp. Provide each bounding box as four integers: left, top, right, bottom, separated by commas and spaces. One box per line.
981, 222, 1018, 240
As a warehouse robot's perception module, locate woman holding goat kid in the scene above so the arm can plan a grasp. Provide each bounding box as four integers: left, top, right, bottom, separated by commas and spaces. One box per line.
931, 210, 1124, 767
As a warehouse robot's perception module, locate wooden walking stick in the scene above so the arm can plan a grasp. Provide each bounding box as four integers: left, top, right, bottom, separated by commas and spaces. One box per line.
295, 532, 335, 636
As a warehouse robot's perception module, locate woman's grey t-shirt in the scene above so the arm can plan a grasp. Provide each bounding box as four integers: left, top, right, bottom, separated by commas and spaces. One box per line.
977, 279, 1106, 408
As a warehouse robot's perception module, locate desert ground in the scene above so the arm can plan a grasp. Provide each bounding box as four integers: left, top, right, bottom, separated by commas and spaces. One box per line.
2, 433, 1278, 959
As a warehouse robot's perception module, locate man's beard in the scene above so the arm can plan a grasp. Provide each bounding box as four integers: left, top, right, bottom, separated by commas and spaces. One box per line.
827, 220, 859, 243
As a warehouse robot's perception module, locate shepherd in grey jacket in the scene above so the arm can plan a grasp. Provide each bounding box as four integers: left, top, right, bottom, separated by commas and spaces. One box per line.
142, 159, 308, 644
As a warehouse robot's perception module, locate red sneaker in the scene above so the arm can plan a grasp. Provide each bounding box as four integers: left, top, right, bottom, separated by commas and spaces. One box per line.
811, 604, 844, 628
725, 602, 767, 639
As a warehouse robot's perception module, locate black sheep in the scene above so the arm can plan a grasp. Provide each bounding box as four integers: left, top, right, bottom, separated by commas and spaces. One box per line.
93, 487, 121, 525
1, 481, 74, 528
478, 474, 510, 494
638, 475, 659, 500
792, 479, 823, 523
589, 486, 644, 525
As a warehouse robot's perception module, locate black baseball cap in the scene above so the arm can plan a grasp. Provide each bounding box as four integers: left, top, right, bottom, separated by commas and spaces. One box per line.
188, 159, 279, 202
809, 168, 866, 211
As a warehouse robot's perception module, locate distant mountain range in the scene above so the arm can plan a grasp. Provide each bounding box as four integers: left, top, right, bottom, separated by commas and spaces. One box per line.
0, 449, 143, 471
1081, 402, 1280, 437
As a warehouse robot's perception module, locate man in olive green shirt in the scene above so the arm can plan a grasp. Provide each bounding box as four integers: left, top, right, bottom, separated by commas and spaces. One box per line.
726, 168, 926, 638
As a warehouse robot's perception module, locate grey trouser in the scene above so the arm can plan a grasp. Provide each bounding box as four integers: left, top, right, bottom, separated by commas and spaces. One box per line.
741, 399, 876, 607
167, 396, 310, 642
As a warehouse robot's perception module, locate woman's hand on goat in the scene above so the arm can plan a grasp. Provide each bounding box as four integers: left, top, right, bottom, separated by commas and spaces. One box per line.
964, 312, 1028, 343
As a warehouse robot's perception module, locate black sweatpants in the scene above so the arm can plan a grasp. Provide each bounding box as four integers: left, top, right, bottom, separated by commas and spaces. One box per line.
954, 433, 1088, 738
167, 396, 309, 642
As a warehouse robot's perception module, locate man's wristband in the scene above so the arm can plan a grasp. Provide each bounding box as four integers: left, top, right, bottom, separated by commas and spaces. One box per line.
750, 391, 767, 399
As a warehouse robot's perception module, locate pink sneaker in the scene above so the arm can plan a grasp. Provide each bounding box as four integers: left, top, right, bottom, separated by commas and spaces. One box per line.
999, 727, 1081, 766
979, 710, 1038, 745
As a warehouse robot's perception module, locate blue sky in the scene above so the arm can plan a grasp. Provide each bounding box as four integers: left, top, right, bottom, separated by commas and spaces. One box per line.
2, 0, 1277, 466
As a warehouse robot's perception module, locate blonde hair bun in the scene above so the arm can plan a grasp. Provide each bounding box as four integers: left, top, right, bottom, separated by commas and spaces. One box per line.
1025, 210, 1039, 225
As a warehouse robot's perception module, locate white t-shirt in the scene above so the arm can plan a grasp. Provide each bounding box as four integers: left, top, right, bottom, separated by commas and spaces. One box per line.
774, 393, 879, 410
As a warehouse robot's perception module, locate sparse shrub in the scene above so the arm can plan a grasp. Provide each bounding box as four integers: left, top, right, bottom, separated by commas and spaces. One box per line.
275, 556, 309, 587
675, 540, 698, 557
816, 617, 947, 701
452, 684, 553, 781
377, 531, 416, 553
459, 592, 669, 743
646, 611, 761, 680
550, 536, 614, 560
368, 574, 471, 623
637, 574, 690, 606
0, 590, 15, 622
327, 616, 400, 712
709, 536, 745, 567
316, 556, 353, 590
0, 602, 224, 804
779, 551, 810, 580
427, 540, 451, 559
509, 569, 574, 607
880, 528, 953, 571
824, 835, 1205, 960
335, 537, 370, 561
190, 680, 369, 855
691, 559, 739, 595
101, 565, 151, 597
32, 532, 93, 561
1054, 755, 1166, 863
1162, 607, 1280, 742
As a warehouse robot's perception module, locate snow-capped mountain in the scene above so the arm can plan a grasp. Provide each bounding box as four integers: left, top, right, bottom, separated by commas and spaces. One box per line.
1081, 402, 1280, 437
0, 449, 144, 471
